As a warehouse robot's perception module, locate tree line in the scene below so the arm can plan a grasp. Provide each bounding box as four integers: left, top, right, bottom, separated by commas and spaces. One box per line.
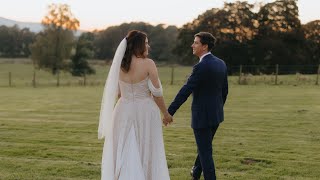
174, 0, 320, 74
0, 0, 319, 76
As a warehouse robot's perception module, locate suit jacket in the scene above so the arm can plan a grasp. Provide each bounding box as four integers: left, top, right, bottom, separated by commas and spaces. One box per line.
168, 53, 228, 129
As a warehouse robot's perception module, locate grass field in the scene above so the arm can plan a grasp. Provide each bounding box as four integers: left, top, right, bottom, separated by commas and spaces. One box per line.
0, 61, 320, 179
1, 84, 320, 179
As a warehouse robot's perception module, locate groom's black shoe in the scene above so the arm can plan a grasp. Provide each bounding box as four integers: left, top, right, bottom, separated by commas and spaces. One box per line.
190, 166, 200, 180
191, 174, 199, 180
191, 177, 199, 180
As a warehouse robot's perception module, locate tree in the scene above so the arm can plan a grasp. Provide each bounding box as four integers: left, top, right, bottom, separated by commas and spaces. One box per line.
302, 20, 320, 65
20, 28, 36, 57
2, 25, 20, 57
30, 3, 79, 81
93, 22, 153, 60
0, 25, 19, 57
148, 24, 178, 62
92, 22, 177, 63
219, 1, 257, 43
173, 22, 198, 64
251, 0, 305, 68
303, 20, 320, 44
174, 1, 258, 65
0, 25, 35, 57
70, 32, 96, 77
257, 0, 301, 37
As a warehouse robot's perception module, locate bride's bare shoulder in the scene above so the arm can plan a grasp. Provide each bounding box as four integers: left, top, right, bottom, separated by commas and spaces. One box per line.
140, 58, 157, 74
143, 58, 156, 67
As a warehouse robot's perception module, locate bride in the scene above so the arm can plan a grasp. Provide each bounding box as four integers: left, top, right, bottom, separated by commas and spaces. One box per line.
98, 30, 172, 180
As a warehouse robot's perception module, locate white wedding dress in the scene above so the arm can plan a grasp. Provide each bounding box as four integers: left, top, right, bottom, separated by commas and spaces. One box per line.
101, 77, 170, 180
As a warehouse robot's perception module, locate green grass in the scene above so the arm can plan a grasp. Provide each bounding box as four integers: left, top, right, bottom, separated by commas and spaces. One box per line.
1, 84, 320, 179
1, 60, 320, 179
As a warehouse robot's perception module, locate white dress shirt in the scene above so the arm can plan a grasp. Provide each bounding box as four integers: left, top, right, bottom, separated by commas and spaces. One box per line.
199, 52, 211, 62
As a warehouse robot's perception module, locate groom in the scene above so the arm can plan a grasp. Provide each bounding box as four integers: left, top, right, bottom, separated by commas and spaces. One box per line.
167, 32, 228, 180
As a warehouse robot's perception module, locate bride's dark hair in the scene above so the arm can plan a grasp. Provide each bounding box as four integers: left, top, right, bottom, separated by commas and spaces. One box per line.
121, 30, 147, 72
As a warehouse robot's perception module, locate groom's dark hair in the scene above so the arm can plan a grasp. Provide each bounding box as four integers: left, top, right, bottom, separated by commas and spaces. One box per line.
194, 32, 216, 51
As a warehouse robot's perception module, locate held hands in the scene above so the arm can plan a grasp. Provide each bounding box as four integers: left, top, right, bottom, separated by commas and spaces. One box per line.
162, 112, 173, 126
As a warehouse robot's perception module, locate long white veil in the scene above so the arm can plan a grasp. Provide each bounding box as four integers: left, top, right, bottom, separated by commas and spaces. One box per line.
98, 38, 127, 139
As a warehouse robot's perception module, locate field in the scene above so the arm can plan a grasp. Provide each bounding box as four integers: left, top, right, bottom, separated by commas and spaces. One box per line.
0, 62, 320, 179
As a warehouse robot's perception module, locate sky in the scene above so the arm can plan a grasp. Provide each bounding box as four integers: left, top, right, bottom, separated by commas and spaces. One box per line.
0, 0, 319, 31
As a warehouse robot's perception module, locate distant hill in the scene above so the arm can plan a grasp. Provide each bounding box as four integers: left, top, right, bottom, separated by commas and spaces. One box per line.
0, 17, 85, 35
0, 17, 43, 32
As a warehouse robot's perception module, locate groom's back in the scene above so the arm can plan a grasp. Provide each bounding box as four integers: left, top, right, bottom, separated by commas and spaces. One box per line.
193, 54, 227, 97
191, 54, 228, 128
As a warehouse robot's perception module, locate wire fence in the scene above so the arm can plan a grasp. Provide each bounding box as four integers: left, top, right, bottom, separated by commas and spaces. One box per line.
0, 64, 319, 87
231, 64, 320, 85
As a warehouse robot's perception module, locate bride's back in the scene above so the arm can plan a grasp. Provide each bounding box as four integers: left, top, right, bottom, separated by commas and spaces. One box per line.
119, 57, 149, 84
119, 30, 161, 90
118, 57, 155, 101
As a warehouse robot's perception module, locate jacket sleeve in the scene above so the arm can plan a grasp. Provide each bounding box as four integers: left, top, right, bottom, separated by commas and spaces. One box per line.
222, 67, 228, 105
168, 64, 202, 116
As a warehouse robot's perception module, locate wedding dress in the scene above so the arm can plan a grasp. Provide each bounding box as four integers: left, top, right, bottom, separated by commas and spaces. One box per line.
100, 77, 170, 180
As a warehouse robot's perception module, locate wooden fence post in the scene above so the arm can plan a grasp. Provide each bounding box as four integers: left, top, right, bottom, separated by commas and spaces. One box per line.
32, 70, 36, 88
316, 64, 320, 85
238, 65, 242, 85
56, 70, 60, 87
170, 65, 174, 85
275, 64, 279, 85
9, 72, 12, 87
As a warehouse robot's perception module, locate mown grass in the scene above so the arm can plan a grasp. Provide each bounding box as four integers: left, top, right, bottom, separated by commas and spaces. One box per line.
1, 83, 320, 179
1, 60, 320, 179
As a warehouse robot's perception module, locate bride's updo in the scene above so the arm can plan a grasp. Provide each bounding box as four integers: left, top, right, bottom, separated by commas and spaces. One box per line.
121, 30, 147, 72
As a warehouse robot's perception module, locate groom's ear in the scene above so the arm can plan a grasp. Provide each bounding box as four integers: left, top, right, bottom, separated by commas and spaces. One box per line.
202, 44, 209, 51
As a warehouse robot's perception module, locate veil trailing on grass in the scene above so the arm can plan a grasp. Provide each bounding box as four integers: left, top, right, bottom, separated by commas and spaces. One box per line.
98, 38, 127, 139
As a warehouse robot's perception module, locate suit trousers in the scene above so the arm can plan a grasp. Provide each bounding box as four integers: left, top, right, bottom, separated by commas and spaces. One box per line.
192, 126, 219, 180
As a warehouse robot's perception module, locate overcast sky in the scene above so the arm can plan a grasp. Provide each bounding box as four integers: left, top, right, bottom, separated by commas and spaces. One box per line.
0, 0, 319, 30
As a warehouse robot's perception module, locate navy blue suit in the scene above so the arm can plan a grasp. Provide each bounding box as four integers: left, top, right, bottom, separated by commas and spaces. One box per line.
168, 53, 228, 180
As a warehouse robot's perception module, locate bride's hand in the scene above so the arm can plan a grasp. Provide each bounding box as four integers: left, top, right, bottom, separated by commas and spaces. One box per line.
163, 112, 173, 126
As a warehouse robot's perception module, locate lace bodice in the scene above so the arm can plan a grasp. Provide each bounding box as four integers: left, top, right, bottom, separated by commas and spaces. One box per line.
119, 77, 163, 101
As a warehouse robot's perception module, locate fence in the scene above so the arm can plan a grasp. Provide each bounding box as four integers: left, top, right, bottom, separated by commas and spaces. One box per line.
0, 64, 319, 87
232, 64, 320, 85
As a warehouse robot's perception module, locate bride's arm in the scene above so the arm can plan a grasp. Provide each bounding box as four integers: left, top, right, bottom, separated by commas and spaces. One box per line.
147, 59, 172, 124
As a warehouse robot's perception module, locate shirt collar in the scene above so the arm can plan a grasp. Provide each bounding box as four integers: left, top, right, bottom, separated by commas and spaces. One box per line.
199, 52, 211, 62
